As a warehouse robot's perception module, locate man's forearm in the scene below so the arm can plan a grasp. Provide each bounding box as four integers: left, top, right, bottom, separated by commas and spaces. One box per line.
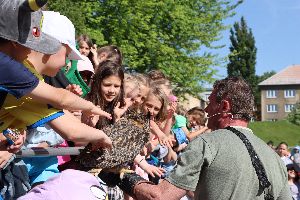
133, 180, 187, 200
29, 81, 94, 112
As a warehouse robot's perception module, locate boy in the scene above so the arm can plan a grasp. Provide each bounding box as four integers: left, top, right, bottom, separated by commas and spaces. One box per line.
0, 9, 112, 148
0, 0, 110, 127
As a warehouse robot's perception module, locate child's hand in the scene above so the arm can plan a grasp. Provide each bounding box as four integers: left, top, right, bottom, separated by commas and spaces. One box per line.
0, 150, 13, 169
6, 130, 26, 154
159, 135, 175, 148
176, 143, 188, 152
84, 106, 112, 120
113, 100, 131, 121
90, 44, 99, 67
69, 110, 82, 119
138, 159, 166, 178
91, 134, 113, 150
66, 84, 83, 96
166, 102, 177, 119
37, 142, 50, 148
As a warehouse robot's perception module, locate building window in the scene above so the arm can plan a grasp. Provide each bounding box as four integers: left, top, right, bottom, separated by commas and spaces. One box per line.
267, 104, 277, 112
285, 104, 295, 112
284, 90, 296, 98
266, 90, 277, 98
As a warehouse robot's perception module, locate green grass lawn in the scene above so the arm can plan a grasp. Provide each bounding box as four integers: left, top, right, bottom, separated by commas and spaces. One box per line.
249, 120, 300, 147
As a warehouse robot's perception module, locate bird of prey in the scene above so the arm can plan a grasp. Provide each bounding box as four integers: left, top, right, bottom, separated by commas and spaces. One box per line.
75, 109, 150, 171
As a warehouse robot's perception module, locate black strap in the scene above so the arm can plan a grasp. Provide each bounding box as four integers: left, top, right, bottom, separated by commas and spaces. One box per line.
225, 126, 274, 200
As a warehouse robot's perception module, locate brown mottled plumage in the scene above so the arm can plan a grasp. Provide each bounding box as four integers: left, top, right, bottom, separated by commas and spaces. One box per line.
76, 109, 150, 170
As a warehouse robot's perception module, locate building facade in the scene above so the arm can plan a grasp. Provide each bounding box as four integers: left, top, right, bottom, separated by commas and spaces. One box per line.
259, 65, 300, 121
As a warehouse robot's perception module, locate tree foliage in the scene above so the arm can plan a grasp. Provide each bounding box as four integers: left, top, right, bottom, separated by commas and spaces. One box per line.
227, 16, 257, 89
288, 102, 300, 126
47, 0, 242, 97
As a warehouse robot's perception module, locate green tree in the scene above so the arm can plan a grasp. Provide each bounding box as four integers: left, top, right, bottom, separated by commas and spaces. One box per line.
227, 17, 257, 89
48, 0, 242, 97
227, 16, 261, 119
288, 102, 300, 126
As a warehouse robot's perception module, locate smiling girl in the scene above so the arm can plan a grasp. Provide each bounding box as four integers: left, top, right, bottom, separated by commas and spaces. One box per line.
84, 60, 125, 129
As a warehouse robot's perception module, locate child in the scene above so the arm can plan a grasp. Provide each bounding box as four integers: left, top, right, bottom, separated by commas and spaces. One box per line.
0, 11, 112, 147
286, 164, 300, 200
83, 60, 125, 200
96, 45, 123, 72
132, 73, 151, 110
84, 60, 125, 128
21, 11, 92, 188
77, 55, 95, 86
139, 87, 169, 181
77, 34, 98, 69
172, 106, 208, 143
0, 1, 109, 124
184, 107, 209, 141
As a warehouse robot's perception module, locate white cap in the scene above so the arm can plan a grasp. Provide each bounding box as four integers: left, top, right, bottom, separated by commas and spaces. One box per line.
42, 11, 84, 60
77, 55, 95, 73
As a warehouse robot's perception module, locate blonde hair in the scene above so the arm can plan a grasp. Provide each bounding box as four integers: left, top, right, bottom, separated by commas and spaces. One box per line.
124, 73, 140, 98
144, 86, 168, 122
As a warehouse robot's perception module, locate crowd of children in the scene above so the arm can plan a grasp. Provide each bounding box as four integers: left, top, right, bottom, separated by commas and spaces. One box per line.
267, 142, 300, 199
0, 1, 210, 200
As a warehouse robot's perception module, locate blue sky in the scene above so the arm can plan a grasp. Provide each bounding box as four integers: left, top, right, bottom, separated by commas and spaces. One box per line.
213, 0, 300, 78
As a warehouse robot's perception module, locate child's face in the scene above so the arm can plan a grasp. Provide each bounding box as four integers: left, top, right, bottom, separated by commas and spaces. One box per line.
100, 75, 122, 103
142, 94, 162, 119
79, 71, 93, 85
79, 41, 90, 56
133, 85, 150, 107
40, 45, 71, 77
187, 114, 199, 129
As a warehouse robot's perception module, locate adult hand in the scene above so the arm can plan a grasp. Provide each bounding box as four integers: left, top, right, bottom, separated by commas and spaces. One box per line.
0, 150, 13, 169
134, 182, 160, 200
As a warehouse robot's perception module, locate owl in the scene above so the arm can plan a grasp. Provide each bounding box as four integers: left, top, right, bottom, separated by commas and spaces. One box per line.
75, 109, 150, 171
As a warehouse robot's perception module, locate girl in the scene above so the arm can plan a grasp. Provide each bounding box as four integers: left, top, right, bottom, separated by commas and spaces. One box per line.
136, 87, 170, 180
287, 164, 300, 200
132, 73, 150, 110
84, 60, 125, 129
77, 34, 98, 69
97, 45, 123, 70
83, 60, 125, 200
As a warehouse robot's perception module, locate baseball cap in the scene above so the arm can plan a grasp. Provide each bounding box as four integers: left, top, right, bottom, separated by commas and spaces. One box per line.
0, 0, 61, 54
77, 55, 95, 73
286, 163, 300, 173
18, 169, 107, 200
42, 11, 84, 60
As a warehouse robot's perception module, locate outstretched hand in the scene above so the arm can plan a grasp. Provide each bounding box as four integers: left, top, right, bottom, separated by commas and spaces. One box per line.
114, 99, 132, 121
84, 105, 112, 120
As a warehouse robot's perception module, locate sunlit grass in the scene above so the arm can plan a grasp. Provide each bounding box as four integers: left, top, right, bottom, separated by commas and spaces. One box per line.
249, 120, 300, 147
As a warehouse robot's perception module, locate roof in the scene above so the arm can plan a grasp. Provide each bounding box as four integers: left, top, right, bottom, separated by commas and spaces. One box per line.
259, 65, 300, 86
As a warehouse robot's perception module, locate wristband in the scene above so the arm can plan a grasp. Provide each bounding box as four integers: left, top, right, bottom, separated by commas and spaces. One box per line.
117, 172, 153, 196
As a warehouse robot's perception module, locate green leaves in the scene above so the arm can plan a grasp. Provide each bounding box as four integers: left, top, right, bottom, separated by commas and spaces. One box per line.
288, 102, 300, 126
48, 0, 241, 97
